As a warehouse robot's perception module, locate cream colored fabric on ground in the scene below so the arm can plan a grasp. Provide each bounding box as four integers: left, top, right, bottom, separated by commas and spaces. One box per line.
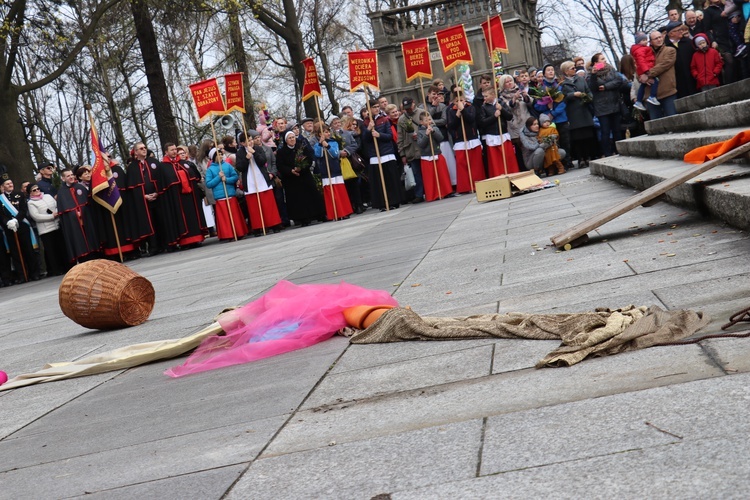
346, 306, 710, 368
0, 323, 221, 391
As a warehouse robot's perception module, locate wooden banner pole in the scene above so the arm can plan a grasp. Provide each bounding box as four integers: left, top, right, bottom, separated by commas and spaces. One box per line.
210, 117, 238, 241
238, 112, 266, 235
487, 15, 509, 176
86, 104, 123, 261
314, 96, 338, 220
364, 84, 390, 211
418, 77, 442, 200
453, 67, 474, 193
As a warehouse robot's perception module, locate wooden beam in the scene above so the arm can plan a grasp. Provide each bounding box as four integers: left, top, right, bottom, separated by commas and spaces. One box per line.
550, 141, 750, 249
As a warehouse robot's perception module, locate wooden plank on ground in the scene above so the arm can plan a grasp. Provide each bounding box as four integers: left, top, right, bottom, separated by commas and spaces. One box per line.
550, 141, 750, 249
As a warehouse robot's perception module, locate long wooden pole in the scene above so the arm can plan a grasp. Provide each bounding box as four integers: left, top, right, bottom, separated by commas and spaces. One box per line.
418, 77, 442, 200
13, 232, 28, 282
238, 113, 266, 235
364, 84, 390, 211
210, 117, 238, 241
487, 15, 509, 176
85, 104, 123, 261
109, 213, 124, 262
453, 67, 474, 193
313, 96, 338, 220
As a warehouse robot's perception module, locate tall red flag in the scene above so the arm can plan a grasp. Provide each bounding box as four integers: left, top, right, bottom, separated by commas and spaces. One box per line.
481, 15, 509, 54
435, 25, 473, 72
90, 122, 121, 214
188, 78, 225, 121
224, 73, 246, 113
347, 50, 379, 92
301, 58, 322, 101
401, 38, 432, 82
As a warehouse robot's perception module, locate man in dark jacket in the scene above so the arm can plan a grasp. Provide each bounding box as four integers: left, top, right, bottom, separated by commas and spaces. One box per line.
702, 0, 736, 84
665, 21, 697, 98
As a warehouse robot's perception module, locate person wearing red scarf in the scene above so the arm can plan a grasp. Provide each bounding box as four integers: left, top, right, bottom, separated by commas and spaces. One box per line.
160, 143, 207, 249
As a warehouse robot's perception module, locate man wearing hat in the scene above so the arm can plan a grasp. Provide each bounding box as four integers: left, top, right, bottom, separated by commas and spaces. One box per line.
300, 117, 317, 146
639, 31, 678, 118
665, 20, 697, 98
0, 172, 40, 283
37, 161, 58, 197
397, 96, 424, 203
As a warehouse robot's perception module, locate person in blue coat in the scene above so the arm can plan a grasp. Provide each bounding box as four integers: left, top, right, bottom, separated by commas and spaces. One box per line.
205, 147, 248, 240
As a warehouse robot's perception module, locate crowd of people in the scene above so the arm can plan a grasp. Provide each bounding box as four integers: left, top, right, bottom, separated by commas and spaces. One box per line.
1, 2, 747, 287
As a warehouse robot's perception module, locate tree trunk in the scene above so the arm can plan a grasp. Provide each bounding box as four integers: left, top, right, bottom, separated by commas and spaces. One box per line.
130, 0, 179, 154
228, 8, 256, 130
0, 88, 36, 182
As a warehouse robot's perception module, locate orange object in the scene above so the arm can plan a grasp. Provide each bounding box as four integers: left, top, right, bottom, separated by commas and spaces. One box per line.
343, 305, 395, 329
684, 129, 750, 164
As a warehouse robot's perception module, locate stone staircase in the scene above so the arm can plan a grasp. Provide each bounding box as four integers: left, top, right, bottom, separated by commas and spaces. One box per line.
591, 79, 750, 230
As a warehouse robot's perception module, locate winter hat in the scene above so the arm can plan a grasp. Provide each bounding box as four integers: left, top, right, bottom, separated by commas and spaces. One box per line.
694, 36, 707, 45
539, 114, 552, 125
664, 20, 683, 33
635, 32, 648, 44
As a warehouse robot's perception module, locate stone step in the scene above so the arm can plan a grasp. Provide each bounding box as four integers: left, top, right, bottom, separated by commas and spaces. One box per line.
645, 98, 750, 136
675, 78, 750, 114
589, 155, 750, 230
616, 126, 750, 160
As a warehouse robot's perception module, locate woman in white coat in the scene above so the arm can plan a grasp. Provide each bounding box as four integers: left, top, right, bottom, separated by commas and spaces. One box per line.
26, 183, 68, 276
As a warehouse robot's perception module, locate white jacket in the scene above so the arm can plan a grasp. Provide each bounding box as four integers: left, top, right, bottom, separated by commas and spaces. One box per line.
27, 194, 60, 235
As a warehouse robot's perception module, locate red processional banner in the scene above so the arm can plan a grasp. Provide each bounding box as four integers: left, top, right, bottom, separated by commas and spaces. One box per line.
188, 78, 226, 121
401, 38, 432, 82
435, 24, 473, 72
301, 58, 322, 101
224, 73, 246, 113
481, 15, 510, 54
347, 50, 379, 92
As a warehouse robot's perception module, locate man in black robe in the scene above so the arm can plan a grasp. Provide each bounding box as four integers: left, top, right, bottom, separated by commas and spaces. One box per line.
160, 143, 206, 249
56, 169, 100, 263
125, 142, 159, 255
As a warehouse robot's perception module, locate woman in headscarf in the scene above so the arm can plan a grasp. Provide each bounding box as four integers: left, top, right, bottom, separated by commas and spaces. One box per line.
276, 130, 326, 227
205, 146, 248, 241
560, 60, 597, 168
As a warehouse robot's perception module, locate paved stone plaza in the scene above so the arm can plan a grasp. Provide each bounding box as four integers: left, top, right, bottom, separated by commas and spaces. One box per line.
2, 168, 750, 499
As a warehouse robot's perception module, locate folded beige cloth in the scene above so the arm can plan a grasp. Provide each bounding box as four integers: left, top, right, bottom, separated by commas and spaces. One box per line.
345, 305, 710, 368
0, 323, 221, 391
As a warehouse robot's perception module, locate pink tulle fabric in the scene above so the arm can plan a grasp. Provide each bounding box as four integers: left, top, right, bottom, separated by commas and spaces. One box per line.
165, 280, 398, 377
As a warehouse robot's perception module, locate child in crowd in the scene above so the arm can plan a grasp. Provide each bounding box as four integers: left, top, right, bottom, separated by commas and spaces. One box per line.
537, 114, 566, 176
416, 111, 452, 201
691, 35, 724, 92
313, 123, 353, 220
728, 11, 747, 58
630, 32, 660, 110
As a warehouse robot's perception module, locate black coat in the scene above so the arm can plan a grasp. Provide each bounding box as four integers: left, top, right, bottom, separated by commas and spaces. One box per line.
561, 76, 594, 130
477, 101, 513, 136
667, 37, 697, 98
588, 66, 625, 117
276, 142, 325, 223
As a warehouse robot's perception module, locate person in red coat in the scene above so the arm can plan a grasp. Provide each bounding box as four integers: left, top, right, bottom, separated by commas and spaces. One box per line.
690, 34, 724, 91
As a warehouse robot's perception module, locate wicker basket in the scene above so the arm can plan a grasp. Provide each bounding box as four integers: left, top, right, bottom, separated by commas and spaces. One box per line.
59, 259, 155, 330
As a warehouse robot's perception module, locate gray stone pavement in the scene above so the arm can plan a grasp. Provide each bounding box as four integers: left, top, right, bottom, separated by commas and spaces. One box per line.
2, 168, 750, 499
